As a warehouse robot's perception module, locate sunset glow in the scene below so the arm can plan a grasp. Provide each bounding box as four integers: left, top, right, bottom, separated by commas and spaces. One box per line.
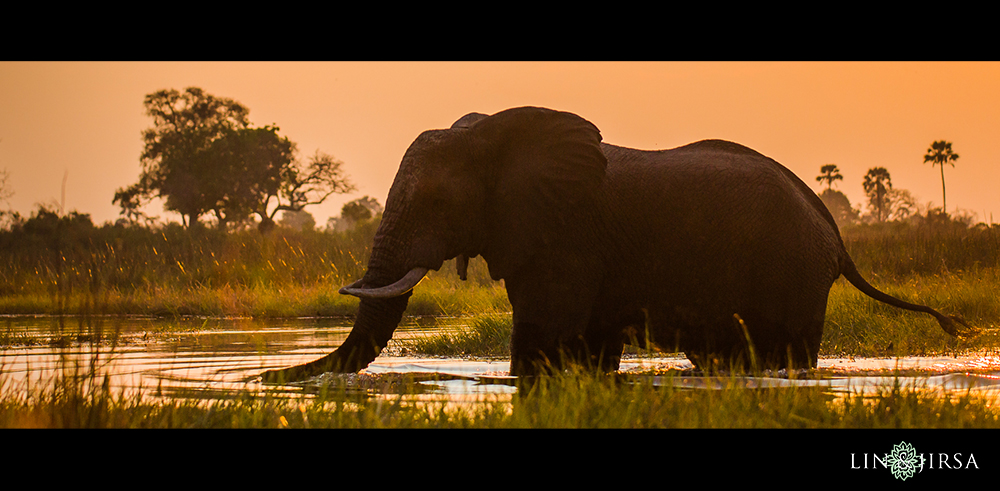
1, 62, 997, 226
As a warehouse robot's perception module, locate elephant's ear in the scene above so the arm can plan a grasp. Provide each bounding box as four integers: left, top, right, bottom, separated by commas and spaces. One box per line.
469, 106, 607, 279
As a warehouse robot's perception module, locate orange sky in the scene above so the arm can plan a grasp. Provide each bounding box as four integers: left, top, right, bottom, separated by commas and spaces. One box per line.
1, 62, 998, 226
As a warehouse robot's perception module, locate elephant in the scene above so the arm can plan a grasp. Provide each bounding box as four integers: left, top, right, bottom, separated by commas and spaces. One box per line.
262, 106, 974, 381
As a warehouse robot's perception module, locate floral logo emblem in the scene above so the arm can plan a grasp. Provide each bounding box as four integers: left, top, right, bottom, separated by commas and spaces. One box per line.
885, 441, 920, 481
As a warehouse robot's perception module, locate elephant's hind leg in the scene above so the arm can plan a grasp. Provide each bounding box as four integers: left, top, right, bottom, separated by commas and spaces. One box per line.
509, 321, 568, 376
735, 302, 826, 370
577, 312, 636, 372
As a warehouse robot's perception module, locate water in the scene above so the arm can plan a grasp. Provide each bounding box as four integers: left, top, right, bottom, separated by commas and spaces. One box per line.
2, 315, 999, 401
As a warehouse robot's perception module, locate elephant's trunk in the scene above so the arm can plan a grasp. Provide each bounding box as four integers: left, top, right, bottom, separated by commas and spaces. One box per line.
331, 293, 412, 369
262, 293, 411, 381
260, 234, 418, 383
262, 170, 450, 382
315, 231, 420, 371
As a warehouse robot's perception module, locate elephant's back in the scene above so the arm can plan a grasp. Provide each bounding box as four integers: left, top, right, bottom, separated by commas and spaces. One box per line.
602, 139, 788, 181
601, 140, 817, 209
598, 140, 844, 288
601, 140, 833, 225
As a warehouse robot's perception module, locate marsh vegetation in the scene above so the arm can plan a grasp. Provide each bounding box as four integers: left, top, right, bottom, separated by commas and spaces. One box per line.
1, 210, 999, 428
3, 354, 999, 429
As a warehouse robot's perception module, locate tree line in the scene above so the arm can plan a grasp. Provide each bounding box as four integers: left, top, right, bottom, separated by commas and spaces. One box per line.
816, 139, 968, 228
0, 87, 980, 236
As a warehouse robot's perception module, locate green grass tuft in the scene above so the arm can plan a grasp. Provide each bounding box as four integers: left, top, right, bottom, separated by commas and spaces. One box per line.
409, 311, 513, 357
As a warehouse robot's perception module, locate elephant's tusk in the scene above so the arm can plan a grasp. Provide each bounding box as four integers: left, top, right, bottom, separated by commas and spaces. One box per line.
339, 267, 429, 299
341, 277, 365, 290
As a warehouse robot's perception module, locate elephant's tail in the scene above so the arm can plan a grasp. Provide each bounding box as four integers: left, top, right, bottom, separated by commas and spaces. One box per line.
840, 254, 977, 338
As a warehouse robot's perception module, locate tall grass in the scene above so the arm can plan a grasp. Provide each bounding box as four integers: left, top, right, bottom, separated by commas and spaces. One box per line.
3, 367, 998, 428
410, 310, 512, 357
0, 211, 997, 328
842, 220, 1000, 278
822, 270, 1000, 358
0, 218, 379, 297
825, 220, 1000, 358
508, 371, 1000, 428
0, 215, 506, 317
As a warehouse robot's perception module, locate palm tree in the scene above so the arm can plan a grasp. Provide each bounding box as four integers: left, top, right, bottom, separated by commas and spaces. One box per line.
923, 140, 959, 213
863, 167, 892, 222
816, 164, 843, 190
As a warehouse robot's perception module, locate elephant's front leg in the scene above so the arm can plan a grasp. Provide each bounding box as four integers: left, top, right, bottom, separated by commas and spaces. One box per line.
580, 313, 630, 372
504, 270, 600, 376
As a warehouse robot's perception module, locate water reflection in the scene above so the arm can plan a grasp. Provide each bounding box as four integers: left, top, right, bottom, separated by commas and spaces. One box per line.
2, 315, 999, 401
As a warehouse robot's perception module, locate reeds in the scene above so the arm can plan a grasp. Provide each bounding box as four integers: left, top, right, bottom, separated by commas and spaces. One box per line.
3, 366, 998, 428
0, 218, 507, 317
0, 215, 997, 357
822, 270, 1000, 358
842, 220, 1000, 278
409, 310, 513, 357
823, 221, 1000, 358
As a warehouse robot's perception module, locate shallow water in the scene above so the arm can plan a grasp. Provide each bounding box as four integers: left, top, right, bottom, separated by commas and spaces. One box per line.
2, 315, 999, 401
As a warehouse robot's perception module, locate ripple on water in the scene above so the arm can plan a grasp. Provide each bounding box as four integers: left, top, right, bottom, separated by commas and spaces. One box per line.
2, 316, 999, 400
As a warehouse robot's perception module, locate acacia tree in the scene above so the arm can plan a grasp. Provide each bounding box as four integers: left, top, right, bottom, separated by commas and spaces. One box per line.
203, 125, 296, 230
923, 140, 959, 213
816, 164, 843, 190
114, 87, 250, 227
863, 167, 892, 222
255, 150, 356, 232
115, 87, 354, 231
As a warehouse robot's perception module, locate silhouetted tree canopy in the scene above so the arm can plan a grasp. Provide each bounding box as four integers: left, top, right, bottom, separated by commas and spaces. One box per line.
203, 125, 296, 230
256, 150, 355, 233
923, 140, 959, 213
114, 87, 355, 231
21, 206, 94, 236
818, 189, 859, 227
863, 167, 892, 223
278, 209, 317, 231
341, 201, 373, 223
2, 205, 96, 256
816, 164, 843, 190
327, 196, 383, 232
114, 88, 250, 227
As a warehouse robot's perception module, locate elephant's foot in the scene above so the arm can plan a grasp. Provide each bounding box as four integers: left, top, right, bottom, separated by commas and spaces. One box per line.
684, 344, 818, 374
260, 363, 317, 384
508, 345, 622, 377
259, 352, 356, 384
508, 353, 555, 377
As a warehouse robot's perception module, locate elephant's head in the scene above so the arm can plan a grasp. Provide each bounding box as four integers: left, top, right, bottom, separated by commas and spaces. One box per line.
264, 107, 607, 380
